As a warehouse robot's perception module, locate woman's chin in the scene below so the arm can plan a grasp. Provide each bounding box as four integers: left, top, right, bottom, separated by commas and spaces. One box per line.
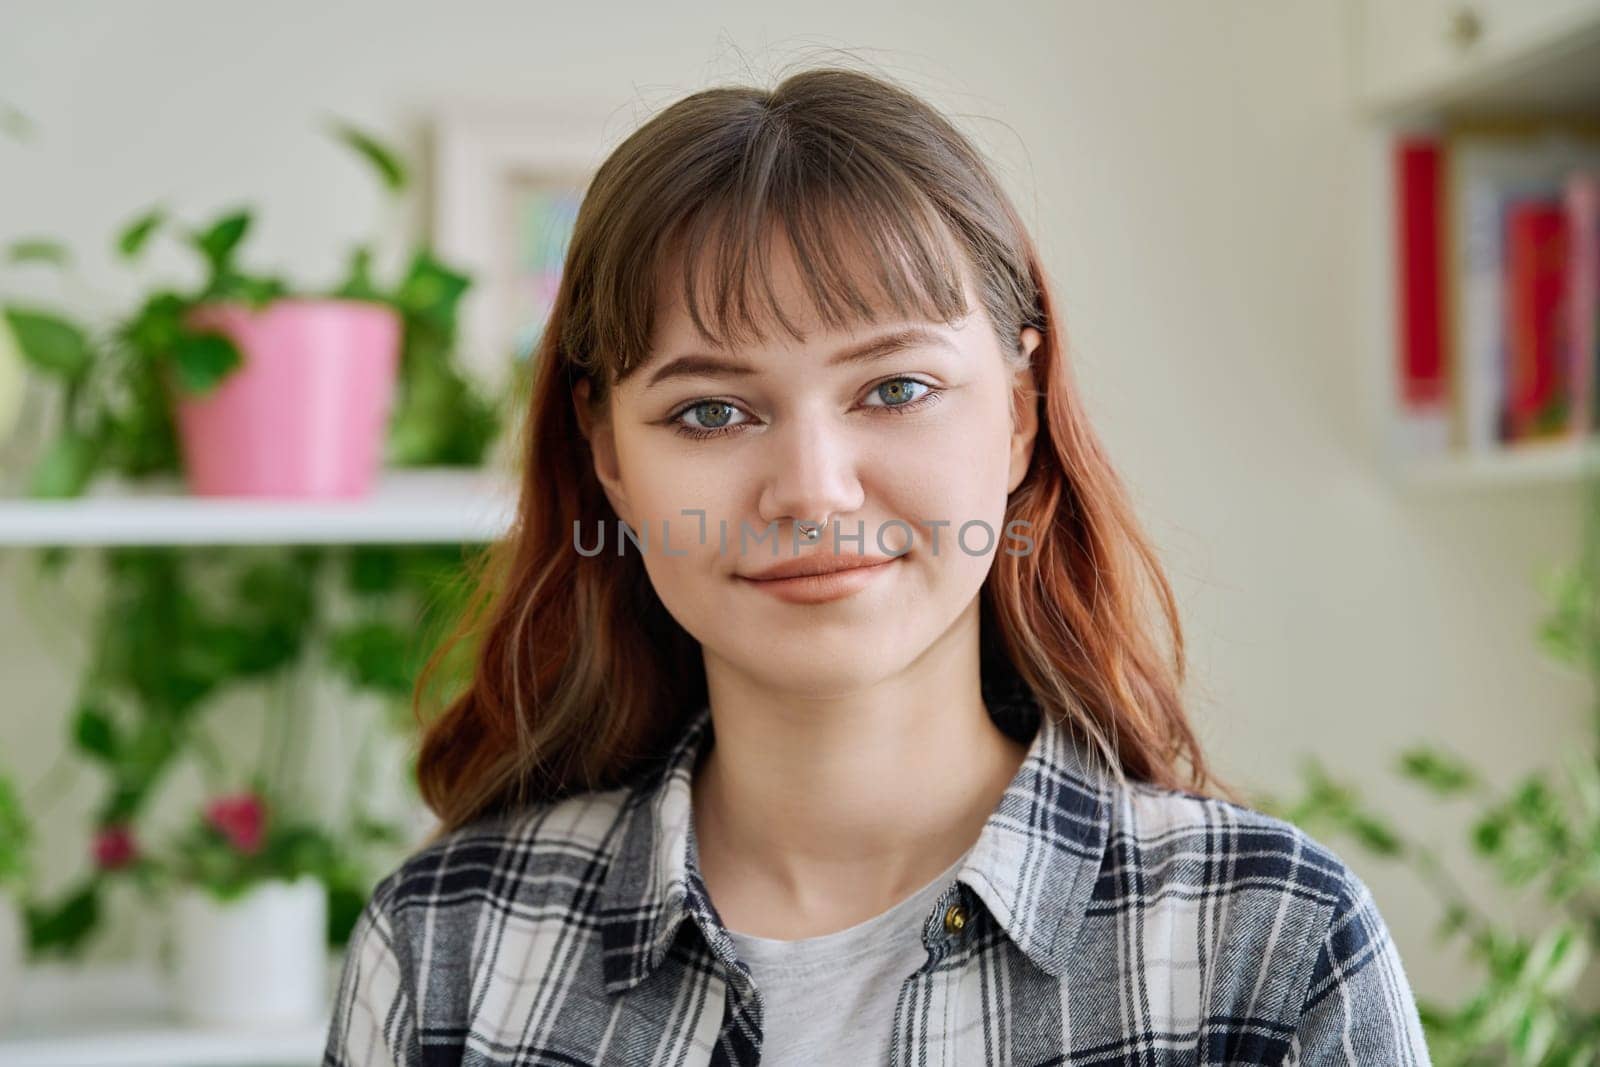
736, 660, 891, 699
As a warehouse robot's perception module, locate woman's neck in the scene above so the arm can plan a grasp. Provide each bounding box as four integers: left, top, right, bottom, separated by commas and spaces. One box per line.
689, 607, 1029, 939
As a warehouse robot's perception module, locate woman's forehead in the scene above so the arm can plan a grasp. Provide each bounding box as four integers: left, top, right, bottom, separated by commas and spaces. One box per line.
644, 211, 974, 346
644, 238, 978, 363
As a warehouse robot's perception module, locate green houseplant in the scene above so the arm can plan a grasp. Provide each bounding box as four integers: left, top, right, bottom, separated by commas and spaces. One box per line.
1257, 459, 1600, 1065
19, 540, 486, 958
4, 118, 509, 960
0, 768, 31, 1031
1, 118, 500, 499
160, 788, 343, 1027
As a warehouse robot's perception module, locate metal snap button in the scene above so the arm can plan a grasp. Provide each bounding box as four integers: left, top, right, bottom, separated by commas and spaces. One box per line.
942, 903, 969, 935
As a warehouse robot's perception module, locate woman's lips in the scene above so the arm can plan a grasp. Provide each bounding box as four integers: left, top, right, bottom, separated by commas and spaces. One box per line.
736, 556, 900, 604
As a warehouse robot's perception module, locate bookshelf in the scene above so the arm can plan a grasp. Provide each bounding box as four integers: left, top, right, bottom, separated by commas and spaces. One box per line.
1396, 437, 1600, 489
1350, 0, 1600, 489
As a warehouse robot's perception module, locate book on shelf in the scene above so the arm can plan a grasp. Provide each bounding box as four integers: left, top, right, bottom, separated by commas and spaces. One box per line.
1393, 137, 1448, 456
1390, 118, 1600, 463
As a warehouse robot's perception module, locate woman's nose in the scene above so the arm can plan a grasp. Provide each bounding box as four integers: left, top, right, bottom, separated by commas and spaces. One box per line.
755, 414, 865, 531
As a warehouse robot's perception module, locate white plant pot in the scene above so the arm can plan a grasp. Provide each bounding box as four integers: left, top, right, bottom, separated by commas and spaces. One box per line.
169, 875, 328, 1029
0, 890, 20, 1033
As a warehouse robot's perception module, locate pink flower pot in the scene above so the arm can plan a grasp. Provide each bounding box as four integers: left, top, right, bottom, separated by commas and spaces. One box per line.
169, 298, 402, 498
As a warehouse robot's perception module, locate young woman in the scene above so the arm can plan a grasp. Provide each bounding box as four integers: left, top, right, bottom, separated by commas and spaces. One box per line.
325, 66, 1432, 1066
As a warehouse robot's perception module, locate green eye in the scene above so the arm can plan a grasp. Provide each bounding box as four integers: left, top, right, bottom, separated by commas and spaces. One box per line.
669, 399, 751, 439
668, 377, 941, 442
692, 402, 736, 428
872, 379, 930, 406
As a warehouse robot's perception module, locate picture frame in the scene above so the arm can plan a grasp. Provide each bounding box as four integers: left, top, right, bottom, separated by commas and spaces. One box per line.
429, 100, 625, 396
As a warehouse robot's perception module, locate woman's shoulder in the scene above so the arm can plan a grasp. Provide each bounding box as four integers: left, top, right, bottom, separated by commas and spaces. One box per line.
1112, 777, 1363, 899
1099, 779, 1430, 1060
1103, 777, 1402, 1008
326, 785, 642, 1061
365, 783, 639, 924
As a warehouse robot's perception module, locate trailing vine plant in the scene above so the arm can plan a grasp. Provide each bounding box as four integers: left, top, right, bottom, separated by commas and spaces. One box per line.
3, 118, 519, 955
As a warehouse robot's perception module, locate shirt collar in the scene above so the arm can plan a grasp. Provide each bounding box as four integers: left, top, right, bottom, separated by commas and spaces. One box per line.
596, 684, 1114, 996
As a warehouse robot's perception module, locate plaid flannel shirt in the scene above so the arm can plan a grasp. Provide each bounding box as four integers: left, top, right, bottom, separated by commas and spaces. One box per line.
324, 685, 1432, 1066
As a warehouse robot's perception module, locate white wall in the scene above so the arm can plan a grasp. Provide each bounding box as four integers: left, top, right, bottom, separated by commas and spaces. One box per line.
1, 0, 1589, 1007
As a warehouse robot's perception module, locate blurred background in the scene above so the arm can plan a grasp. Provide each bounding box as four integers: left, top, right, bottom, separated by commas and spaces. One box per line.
2, 1, 1598, 1064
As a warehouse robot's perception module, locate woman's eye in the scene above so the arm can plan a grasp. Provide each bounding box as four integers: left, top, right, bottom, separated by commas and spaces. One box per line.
864, 378, 931, 408
675, 400, 751, 434
668, 378, 939, 440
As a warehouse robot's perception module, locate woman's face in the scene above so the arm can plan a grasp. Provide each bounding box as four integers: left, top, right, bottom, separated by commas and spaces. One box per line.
576, 235, 1041, 698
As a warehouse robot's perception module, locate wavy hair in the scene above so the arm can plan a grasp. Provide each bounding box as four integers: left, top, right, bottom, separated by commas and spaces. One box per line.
412, 65, 1244, 839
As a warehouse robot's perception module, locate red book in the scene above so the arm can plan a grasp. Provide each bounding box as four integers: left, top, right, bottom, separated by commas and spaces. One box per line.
1394, 139, 1447, 410
1503, 200, 1570, 442
1569, 173, 1600, 439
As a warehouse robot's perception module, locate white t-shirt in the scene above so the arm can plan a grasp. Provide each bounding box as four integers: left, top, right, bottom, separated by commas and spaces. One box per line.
724, 847, 972, 1065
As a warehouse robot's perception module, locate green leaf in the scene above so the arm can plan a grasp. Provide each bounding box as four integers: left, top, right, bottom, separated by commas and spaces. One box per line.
395, 249, 470, 327
0, 100, 36, 142
71, 703, 119, 761
3, 307, 92, 379
1562, 750, 1600, 821
1412, 996, 1453, 1036
26, 883, 101, 956
117, 720, 178, 803
331, 245, 382, 302
28, 431, 101, 498
1472, 811, 1507, 856
1346, 813, 1404, 857
352, 816, 404, 846
328, 619, 413, 695
0, 773, 31, 888
34, 545, 71, 577
1512, 776, 1552, 818
190, 209, 252, 275
98, 365, 181, 477
1434, 901, 1470, 941
327, 881, 365, 947
208, 271, 288, 308
116, 207, 165, 260
1513, 1008, 1558, 1064
1536, 922, 1589, 994
7, 239, 70, 266
1397, 747, 1479, 794
168, 331, 241, 393
327, 119, 408, 193
235, 552, 318, 617
386, 358, 499, 465
119, 290, 186, 359
346, 545, 402, 594
1536, 564, 1590, 669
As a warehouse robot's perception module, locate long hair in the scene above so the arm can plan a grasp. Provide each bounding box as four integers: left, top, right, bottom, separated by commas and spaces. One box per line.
412, 65, 1245, 839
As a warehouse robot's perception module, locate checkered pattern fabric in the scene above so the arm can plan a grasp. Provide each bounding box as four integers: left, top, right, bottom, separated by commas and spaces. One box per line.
324, 688, 1432, 1066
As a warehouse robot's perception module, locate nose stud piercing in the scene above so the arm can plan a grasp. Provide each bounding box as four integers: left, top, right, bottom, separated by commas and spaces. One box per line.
798, 520, 821, 542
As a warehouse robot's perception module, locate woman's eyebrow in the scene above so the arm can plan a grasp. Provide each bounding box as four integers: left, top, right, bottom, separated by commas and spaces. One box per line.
643, 325, 956, 390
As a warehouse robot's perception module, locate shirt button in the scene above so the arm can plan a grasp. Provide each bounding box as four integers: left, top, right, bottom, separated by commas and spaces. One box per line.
943, 903, 969, 935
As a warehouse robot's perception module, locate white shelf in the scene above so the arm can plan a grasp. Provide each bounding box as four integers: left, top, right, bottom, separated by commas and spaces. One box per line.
0, 961, 328, 1067
1393, 439, 1600, 489
0, 466, 518, 546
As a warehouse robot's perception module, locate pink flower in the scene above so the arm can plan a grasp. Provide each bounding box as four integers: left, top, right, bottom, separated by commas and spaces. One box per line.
92, 823, 138, 870
204, 793, 268, 855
